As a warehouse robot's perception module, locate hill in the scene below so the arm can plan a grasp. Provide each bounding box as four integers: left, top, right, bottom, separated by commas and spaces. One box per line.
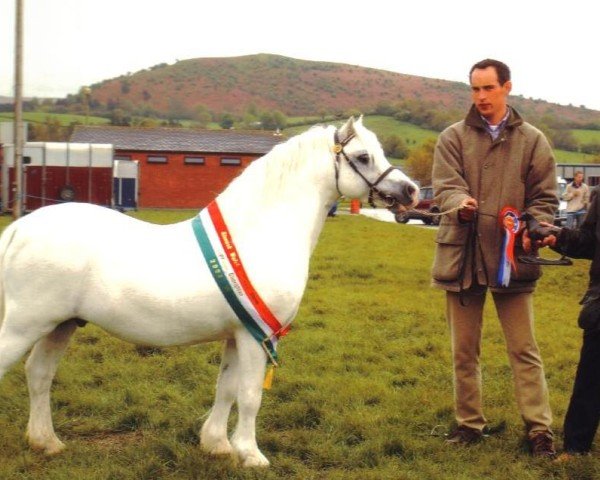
87, 54, 600, 127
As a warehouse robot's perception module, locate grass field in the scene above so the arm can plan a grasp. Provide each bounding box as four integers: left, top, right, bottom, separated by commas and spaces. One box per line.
571, 129, 600, 144
0, 112, 110, 126
0, 210, 596, 479
283, 116, 438, 150
554, 149, 598, 164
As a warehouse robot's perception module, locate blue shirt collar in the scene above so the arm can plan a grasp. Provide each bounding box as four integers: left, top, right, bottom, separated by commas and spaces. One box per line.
480, 107, 510, 140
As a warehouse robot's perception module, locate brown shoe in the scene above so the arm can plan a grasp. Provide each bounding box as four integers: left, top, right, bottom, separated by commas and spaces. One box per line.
553, 452, 575, 463
528, 431, 556, 458
445, 425, 483, 445
554, 451, 590, 463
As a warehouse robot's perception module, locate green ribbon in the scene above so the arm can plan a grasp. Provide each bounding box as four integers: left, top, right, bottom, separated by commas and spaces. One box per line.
191, 216, 278, 363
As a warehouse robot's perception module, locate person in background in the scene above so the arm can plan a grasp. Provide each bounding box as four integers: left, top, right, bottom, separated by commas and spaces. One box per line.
431, 58, 558, 457
563, 171, 589, 229
536, 185, 600, 459
327, 200, 338, 217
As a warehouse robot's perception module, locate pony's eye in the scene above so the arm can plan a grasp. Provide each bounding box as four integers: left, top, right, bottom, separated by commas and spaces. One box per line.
357, 154, 370, 165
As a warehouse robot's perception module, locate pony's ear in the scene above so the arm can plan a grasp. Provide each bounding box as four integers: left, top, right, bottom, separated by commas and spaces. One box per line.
338, 117, 356, 143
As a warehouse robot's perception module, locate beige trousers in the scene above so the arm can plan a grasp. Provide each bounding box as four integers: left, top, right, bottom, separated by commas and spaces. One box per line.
446, 290, 553, 434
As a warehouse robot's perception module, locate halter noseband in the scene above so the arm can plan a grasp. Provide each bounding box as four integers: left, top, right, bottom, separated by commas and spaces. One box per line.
333, 129, 402, 208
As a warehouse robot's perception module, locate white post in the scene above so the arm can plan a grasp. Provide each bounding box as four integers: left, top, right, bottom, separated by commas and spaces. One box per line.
13, 0, 24, 218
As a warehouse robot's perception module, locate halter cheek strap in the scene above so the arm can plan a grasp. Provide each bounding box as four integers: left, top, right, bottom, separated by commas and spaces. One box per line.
333, 130, 402, 208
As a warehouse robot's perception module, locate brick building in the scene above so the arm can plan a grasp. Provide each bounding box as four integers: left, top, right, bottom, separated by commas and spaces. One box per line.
71, 126, 284, 209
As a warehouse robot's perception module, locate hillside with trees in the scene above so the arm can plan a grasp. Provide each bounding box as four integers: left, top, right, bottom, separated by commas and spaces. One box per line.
34, 54, 599, 128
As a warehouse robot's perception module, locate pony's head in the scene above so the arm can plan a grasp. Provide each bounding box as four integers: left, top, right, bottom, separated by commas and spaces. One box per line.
334, 117, 419, 209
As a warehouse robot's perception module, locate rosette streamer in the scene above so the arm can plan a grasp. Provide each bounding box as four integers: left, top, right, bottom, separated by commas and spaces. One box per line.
497, 207, 521, 287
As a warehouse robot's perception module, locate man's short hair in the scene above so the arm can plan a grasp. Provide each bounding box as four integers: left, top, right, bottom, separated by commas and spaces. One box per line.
574, 170, 584, 176
470, 59, 511, 85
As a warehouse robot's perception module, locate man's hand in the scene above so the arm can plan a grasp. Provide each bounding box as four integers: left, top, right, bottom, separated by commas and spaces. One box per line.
458, 197, 478, 222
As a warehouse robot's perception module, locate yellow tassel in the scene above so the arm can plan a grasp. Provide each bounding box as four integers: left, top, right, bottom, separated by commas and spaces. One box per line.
263, 366, 275, 390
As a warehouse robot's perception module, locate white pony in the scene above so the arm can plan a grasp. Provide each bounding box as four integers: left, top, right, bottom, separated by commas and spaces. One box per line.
0, 117, 418, 467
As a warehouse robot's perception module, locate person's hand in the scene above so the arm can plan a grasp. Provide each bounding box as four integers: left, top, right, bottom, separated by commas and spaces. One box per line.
458, 197, 478, 222
537, 221, 559, 247
524, 221, 560, 250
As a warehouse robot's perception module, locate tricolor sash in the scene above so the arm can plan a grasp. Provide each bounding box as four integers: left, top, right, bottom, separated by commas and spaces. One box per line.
191, 201, 287, 365
497, 206, 521, 287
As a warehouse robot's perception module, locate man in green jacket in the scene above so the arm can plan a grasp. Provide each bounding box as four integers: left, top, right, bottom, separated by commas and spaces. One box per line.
431, 59, 558, 456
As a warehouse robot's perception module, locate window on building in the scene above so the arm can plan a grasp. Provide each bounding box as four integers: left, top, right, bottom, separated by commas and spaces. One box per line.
220, 157, 241, 166
184, 156, 206, 165
115, 155, 132, 161
148, 155, 168, 164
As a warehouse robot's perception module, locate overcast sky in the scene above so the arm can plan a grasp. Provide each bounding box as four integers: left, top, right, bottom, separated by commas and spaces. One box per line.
1, 0, 598, 111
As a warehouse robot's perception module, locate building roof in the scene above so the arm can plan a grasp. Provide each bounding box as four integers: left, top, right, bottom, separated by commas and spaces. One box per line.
70, 126, 284, 154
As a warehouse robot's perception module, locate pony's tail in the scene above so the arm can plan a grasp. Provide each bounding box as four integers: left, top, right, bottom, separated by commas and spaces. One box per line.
0, 222, 18, 327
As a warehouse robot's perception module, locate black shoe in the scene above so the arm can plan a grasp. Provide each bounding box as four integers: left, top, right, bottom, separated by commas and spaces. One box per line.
445, 425, 483, 445
528, 431, 556, 458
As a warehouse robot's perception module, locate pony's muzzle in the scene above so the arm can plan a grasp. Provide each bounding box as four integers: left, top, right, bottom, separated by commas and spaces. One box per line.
378, 181, 418, 211
395, 181, 419, 208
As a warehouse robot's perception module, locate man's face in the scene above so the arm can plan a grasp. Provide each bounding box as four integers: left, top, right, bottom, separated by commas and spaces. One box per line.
470, 66, 512, 123
575, 173, 584, 184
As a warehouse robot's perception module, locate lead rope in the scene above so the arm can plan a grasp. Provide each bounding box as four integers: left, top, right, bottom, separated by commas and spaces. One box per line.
397, 204, 463, 218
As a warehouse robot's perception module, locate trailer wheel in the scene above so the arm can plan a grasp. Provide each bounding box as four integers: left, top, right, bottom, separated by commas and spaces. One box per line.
59, 185, 76, 202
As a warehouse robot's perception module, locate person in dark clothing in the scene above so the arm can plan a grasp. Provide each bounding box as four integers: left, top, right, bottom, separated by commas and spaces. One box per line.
538, 185, 600, 457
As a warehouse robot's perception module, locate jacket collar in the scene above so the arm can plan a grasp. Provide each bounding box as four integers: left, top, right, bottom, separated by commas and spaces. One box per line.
465, 104, 524, 131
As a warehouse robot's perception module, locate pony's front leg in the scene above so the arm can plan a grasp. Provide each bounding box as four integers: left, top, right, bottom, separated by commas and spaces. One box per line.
201, 338, 238, 455
230, 330, 269, 467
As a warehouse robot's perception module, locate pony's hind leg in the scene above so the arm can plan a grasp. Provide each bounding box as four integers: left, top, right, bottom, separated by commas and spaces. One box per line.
201, 338, 239, 456
25, 320, 78, 455
0, 320, 51, 381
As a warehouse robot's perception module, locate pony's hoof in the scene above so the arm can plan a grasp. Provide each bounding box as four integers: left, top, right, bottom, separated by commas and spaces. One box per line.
200, 422, 233, 456
239, 450, 270, 468
201, 438, 233, 456
29, 437, 66, 456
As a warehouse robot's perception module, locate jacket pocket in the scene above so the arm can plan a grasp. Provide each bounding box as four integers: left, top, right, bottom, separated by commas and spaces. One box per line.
511, 244, 542, 282
432, 224, 470, 282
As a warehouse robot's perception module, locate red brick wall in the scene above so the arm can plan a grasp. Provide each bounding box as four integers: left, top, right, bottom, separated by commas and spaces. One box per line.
117, 150, 260, 209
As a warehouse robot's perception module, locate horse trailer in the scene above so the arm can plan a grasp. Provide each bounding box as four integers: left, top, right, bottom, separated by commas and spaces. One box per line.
1, 142, 114, 212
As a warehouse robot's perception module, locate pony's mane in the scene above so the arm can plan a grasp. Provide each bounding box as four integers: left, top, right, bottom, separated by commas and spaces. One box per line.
218, 125, 337, 205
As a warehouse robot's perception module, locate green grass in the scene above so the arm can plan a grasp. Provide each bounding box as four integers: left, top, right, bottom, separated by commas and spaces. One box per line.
571, 129, 600, 144
554, 149, 598, 164
0, 112, 110, 126
551, 130, 600, 164
179, 121, 221, 130
361, 116, 438, 146
283, 115, 438, 150
0, 211, 595, 478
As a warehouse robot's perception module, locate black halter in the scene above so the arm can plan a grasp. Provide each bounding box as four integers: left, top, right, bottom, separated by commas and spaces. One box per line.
333, 130, 402, 208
